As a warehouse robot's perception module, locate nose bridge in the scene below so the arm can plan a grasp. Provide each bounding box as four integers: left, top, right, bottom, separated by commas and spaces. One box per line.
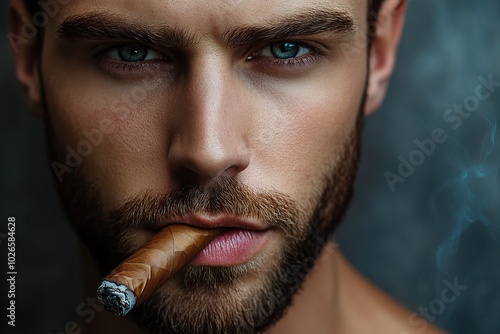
189, 54, 234, 141
168, 52, 249, 180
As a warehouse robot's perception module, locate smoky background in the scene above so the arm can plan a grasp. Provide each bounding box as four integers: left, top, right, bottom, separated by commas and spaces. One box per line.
1, 0, 499, 333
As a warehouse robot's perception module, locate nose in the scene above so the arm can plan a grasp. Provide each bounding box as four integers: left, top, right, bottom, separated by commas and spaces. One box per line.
167, 55, 251, 183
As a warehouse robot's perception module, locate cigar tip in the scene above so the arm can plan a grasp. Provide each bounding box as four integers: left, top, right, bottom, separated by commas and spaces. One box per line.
97, 279, 137, 316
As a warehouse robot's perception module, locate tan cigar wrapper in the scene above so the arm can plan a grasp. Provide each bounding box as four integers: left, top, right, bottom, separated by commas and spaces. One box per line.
103, 225, 221, 308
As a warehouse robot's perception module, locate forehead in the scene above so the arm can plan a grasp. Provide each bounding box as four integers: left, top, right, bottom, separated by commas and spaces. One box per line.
51, 0, 367, 34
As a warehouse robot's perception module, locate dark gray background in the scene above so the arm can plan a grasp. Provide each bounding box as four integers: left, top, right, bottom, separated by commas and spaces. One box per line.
1, 1, 499, 333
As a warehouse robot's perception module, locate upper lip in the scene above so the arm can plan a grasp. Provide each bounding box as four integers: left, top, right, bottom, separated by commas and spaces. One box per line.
156, 215, 269, 231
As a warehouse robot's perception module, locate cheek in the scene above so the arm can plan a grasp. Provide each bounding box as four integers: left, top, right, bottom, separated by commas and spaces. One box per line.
249, 59, 366, 205
42, 43, 172, 205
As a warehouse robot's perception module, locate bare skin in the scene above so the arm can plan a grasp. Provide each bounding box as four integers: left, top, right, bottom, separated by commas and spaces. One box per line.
10, 0, 444, 332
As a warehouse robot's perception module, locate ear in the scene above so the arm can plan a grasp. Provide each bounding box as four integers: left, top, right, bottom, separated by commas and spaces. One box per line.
365, 0, 407, 115
8, 0, 44, 117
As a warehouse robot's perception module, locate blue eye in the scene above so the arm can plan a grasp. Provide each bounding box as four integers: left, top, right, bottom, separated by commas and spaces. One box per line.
271, 42, 301, 59
105, 45, 162, 62
117, 45, 147, 62
258, 41, 312, 60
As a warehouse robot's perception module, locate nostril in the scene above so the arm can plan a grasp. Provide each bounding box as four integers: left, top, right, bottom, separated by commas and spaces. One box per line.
167, 142, 249, 181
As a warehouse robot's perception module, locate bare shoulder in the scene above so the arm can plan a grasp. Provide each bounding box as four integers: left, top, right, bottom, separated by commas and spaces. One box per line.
335, 251, 446, 334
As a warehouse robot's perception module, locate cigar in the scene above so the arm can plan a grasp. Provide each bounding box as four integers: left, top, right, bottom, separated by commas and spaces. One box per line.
96, 224, 222, 316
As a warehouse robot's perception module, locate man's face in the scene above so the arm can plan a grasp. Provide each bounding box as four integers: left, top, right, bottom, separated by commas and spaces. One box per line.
38, 0, 368, 332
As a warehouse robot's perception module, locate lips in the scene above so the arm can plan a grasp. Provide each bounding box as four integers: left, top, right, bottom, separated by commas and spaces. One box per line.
190, 228, 272, 266
155, 215, 273, 266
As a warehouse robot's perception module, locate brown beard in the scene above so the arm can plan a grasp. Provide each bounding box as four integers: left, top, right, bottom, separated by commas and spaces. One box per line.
44, 84, 363, 333
138, 128, 360, 334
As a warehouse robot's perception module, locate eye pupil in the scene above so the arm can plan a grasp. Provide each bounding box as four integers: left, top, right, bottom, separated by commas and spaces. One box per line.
271, 42, 300, 59
118, 45, 148, 62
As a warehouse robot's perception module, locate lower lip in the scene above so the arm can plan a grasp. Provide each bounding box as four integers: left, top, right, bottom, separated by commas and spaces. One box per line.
190, 229, 272, 266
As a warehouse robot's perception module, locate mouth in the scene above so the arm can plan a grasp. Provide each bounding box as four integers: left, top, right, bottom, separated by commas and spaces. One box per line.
152, 215, 273, 266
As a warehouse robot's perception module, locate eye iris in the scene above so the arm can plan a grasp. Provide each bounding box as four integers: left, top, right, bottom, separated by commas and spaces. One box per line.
118, 45, 148, 62
271, 42, 300, 59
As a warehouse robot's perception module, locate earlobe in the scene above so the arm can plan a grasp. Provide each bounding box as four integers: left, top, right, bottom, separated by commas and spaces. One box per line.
9, 0, 44, 117
365, 0, 407, 115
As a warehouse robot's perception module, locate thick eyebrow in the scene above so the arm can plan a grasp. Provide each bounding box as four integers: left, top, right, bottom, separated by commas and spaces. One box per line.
57, 13, 197, 49
223, 9, 356, 48
57, 9, 355, 50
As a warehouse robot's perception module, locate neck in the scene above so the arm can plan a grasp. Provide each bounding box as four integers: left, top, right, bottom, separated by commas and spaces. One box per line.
265, 241, 341, 333
264, 242, 425, 334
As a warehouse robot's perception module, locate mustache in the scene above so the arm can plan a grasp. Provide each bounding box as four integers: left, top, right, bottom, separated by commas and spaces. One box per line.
102, 176, 308, 239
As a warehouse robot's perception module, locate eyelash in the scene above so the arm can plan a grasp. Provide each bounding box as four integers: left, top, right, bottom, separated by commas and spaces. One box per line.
98, 58, 165, 74
248, 41, 323, 68
96, 41, 323, 75
95, 48, 172, 75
